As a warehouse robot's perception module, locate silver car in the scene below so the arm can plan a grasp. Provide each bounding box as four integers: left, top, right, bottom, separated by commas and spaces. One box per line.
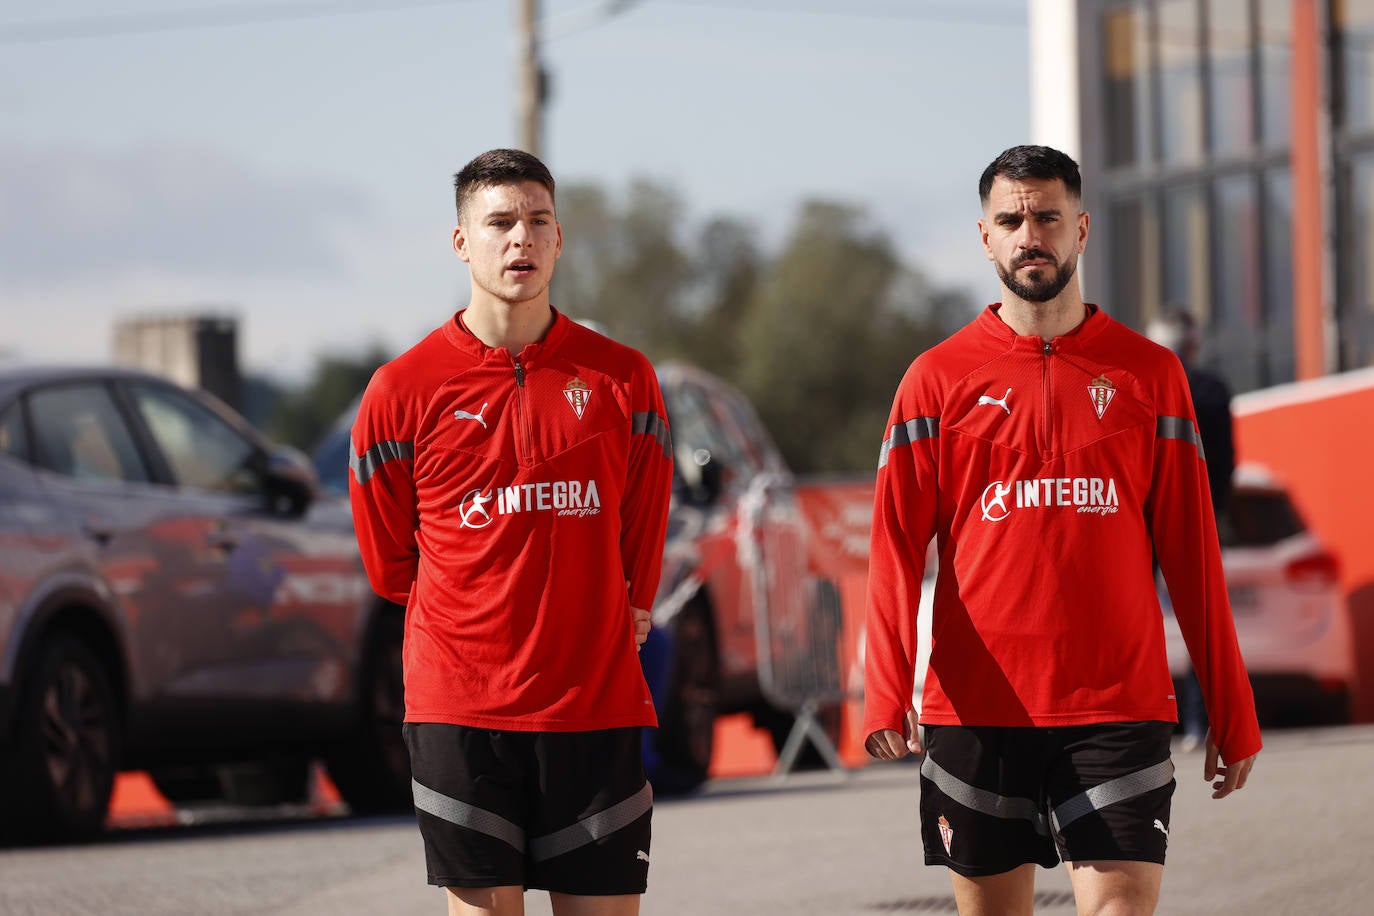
1160, 463, 1355, 725
0, 367, 409, 844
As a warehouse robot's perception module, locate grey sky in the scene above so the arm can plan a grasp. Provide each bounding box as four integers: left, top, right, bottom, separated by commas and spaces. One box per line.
1, 0, 1028, 377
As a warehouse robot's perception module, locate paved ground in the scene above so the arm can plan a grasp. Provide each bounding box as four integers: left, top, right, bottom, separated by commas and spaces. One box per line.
1, 725, 1372, 914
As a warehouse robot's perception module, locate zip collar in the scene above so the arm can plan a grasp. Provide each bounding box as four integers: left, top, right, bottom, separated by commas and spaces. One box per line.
442, 306, 572, 364
979, 303, 1109, 353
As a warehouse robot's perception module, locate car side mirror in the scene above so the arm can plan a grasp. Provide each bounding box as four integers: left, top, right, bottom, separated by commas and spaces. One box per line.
677, 448, 726, 507
262, 445, 318, 517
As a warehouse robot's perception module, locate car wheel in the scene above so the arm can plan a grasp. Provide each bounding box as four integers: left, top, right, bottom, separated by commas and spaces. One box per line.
325, 610, 410, 814
654, 599, 719, 792
0, 636, 121, 844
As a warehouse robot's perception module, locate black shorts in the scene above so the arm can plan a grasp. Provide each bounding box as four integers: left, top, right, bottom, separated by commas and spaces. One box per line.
918, 722, 1176, 878
404, 723, 652, 895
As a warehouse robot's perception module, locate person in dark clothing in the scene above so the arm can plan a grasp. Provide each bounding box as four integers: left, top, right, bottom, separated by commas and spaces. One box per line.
1146, 307, 1236, 749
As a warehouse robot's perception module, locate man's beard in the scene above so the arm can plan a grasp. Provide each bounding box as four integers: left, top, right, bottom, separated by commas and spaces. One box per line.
996, 250, 1077, 303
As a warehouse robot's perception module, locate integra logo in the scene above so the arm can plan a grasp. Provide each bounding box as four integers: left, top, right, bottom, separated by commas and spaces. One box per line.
980, 477, 1120, 522
458, 480, 602, 529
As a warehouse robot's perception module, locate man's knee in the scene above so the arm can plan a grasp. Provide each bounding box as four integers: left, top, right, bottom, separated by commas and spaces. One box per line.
1066, 860, 1162, 916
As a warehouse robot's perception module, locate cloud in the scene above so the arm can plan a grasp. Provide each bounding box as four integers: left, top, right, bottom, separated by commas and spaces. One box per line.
0, 140, 374, 286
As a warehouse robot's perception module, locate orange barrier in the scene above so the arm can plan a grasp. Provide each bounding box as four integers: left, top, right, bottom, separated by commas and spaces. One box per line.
108, 765, 345, 827
1233, 369, 1374, 720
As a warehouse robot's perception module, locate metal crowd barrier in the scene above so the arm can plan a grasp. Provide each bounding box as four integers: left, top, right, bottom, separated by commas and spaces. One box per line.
738, 474, 849, 777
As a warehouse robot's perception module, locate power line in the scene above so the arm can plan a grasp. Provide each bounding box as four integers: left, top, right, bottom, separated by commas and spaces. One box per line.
0, 0, 1021, 46
0, 0, 477, 45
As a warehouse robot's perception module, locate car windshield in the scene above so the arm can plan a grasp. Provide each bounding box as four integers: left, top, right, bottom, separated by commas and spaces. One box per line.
1219, 489, 1306, 548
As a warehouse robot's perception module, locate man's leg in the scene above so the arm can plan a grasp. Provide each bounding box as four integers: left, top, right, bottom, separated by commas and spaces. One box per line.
948, 863, 1036, 916
1065, 860, 1162, 916
549, 892, 640, 916
446, 885, 525, 915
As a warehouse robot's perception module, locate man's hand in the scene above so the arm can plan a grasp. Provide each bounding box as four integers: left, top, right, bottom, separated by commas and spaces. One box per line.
1204, 729, 1257, 799
631, 604, 651, 651
865, 709, 922, 760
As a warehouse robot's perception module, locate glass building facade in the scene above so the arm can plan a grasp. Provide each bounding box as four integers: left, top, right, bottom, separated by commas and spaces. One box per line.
1076, 0, 1374, 392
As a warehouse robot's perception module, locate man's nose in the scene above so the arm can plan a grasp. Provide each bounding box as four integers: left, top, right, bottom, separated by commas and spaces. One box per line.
1016, 220, 1041, 248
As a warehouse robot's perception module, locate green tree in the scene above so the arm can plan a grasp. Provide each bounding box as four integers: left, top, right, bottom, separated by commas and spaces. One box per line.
552, 180, 696, 354
675, 216, 762, 377
265, 343, 391, 451
734, 200, 961, 473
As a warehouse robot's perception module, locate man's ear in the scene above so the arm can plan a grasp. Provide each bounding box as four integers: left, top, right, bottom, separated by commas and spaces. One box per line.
978, 218, 994, 261
452, 225, 470, 262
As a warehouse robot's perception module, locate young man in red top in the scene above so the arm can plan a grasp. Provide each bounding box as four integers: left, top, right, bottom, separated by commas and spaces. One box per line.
864, 145, 1260, 915
350, 148, 673, 916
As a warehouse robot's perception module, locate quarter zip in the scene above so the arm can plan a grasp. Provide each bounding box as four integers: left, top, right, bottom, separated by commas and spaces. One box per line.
512, 355, 535, 467
1041, 341, 1053, 458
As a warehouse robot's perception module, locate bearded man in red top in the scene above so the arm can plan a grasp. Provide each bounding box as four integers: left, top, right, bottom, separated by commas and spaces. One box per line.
864, 145, 1260, 916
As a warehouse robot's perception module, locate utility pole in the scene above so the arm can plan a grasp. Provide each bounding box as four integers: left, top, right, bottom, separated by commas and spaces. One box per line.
514, 1, 639, 159
515, 0, 544, 158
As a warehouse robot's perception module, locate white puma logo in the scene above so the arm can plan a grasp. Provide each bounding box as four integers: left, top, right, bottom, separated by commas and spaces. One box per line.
453, 402, 489, 428
1153, 818, 1169, 838
636, 850, 650, 863
977, 388, 1012, 415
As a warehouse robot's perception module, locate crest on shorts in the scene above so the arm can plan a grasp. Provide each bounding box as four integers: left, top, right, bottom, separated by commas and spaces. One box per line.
938, 815, 954, 855
563, 377, 591, 419
1088, 374, 1117, 420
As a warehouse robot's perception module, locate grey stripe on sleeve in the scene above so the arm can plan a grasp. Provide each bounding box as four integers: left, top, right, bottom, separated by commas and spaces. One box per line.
632, 411, 673, 459
878, 416, 939, 469
1157, 416, 1205, 460
350, 439, 415, 485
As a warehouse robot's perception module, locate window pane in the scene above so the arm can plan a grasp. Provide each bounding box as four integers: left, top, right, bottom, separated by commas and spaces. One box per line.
129, 383, 259, 494
1258, 0, 1292, 146
1212, 174, 1264, 391
1337, 0, 1374, 131
1161, 184, 1210, 314
1104, 4, 1153, 166
1347, 154, 1374, 368
28, 384, 150, 483
1107, 196, 1156, 328
663, 381, 743, 492
0, 401, 29, 464
1159, 0, 1206, 164
1207, 0, 1254, 156
1263, 168, 1295, 383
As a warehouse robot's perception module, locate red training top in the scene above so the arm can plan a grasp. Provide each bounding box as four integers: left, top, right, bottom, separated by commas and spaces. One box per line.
349, 309, 673, 731
863, 305, 1262, 764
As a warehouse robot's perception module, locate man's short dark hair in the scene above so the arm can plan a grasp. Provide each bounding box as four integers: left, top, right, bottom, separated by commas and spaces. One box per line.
978, 145, 1082, 205
453, 148, 556, 222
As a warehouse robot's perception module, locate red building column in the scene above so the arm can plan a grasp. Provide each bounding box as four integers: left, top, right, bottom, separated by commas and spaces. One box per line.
1291, 0, 1327, 379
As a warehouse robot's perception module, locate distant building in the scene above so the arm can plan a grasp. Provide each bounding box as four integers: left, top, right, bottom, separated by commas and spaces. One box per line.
1028, 0, 1374, 394
113, 313, 242, 410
